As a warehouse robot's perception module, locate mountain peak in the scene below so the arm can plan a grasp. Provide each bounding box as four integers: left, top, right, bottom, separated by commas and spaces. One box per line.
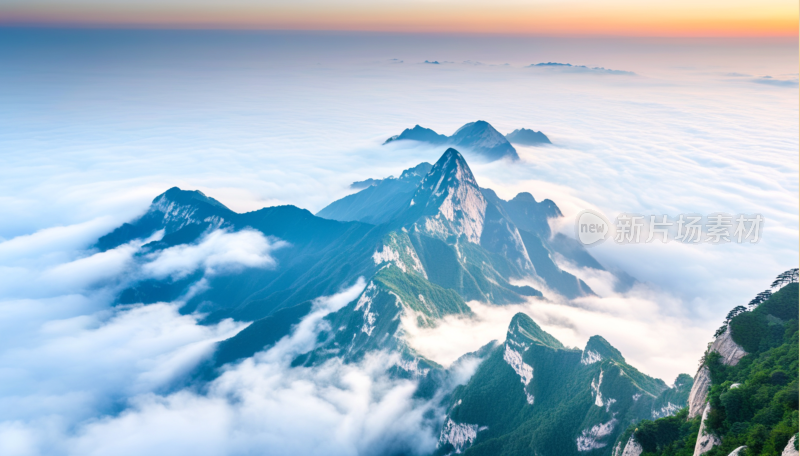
384, 121, 519, 161
420, 148, 479, 192
398, 162, 433, 181
383, 125, 447, 145
506, 128, 552, 146
148, 187, 233, 234
510, 192, 537, 204
154, 187, 230, 211
581, 335, 625, 365
439, 147, 469, 169
405, 148, 486, 243
96, 187, 233, 252
507, 313, 564, 349
457, 120, 489, 130
450, 121, 519, 161
502, 192, 563, 237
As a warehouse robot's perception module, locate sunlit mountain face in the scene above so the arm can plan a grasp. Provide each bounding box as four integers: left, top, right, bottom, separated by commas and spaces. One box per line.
0, 28, 796, 456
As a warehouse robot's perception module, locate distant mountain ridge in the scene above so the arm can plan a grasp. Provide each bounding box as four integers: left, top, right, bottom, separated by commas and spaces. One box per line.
92, 147, 686, 456
99, 148, 611, 371
384, 121, 553, 161
528, 62, 636, 75
448, 121, 519, 161
316, 162, 433, 225
99, 149, 604, 373
318, 148, 596, 300
506, 128, 552, 146
98, 187, 385, 325
385, 125, 448, 145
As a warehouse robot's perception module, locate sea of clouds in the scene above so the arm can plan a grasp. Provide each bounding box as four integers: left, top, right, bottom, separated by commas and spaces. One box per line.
0, 30, 797, 454
0, 226, 452, 455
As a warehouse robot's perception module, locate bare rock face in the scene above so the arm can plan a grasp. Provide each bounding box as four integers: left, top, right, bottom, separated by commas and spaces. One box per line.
711, 326, 747, 366
413, 148, 488, 245
438, 418, 486, 454
688, 366, 712, 419
619, 434, 643, 456
783, 435, 799, 456
693, 404, 721, 456
728, 446, 747, 456
687, 327, 747, 418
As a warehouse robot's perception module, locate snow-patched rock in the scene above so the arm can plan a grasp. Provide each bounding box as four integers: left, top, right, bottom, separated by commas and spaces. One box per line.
395, 357, 430, 377
581, 349, 603, 365
355, 282, 378, 336
503, 344, 534, 385
372, 235, 427, 278
577, 419, 616, 451
439, 418, 487, 453
524, 391, 535, 405
591, 371, 605, 407
153, 198, 199, 229
373, 245, 403, 270
203, 215, 226, 229
503, 344, 535, 405
404, 246, 427, 277
652, 402, 681, 419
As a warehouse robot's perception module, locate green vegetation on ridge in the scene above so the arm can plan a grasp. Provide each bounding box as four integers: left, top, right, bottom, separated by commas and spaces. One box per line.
619, 282, 799, 455
440, 313, 688, 456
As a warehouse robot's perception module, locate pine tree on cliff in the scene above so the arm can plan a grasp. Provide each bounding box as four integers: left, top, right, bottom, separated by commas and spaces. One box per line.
748, 290, 773, 308
771, 268, 799, 288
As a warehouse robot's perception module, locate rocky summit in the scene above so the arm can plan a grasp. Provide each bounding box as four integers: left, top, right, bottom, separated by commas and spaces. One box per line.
88, 149, 800, 456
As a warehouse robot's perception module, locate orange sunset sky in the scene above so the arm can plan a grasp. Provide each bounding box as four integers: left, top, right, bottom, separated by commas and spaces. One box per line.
0, 0, 797, 36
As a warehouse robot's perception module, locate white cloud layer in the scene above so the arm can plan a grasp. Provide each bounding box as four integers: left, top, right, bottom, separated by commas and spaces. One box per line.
0, 224, 299, 455
403, 273, 708, 382
1, 34, 794, 324
0, 277, 447, 456
0, 32, 796, 454
141, 229, 287, 280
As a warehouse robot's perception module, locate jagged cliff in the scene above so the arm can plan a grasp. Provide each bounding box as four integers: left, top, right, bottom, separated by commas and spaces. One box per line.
612, 280, 799, 456
436, 313, 691, 456
688, 326, 748, 419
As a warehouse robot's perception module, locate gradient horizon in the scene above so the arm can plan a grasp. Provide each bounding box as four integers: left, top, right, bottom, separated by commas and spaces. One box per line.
1, 0, 798, 37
